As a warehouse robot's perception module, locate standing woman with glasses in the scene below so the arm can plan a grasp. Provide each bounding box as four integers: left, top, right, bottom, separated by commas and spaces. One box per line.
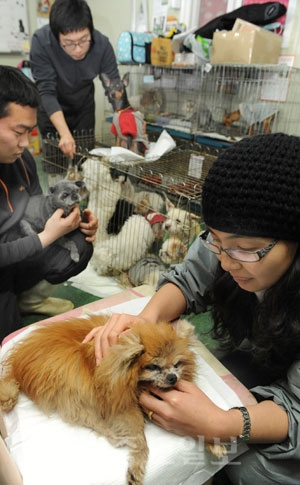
84, 133, 300, 484
30, 0, 119, 168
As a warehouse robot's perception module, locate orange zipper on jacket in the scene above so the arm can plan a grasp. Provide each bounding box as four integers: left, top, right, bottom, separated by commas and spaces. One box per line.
0, 178, 13, 213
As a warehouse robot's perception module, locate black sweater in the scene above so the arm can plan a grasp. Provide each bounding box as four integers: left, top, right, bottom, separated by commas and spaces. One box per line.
30, 25, 119, 118
0, 150, 43, 268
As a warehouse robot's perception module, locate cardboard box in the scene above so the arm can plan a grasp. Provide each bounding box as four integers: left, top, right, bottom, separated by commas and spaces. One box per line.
211, 18, 282, 64
151, 37, 174, 66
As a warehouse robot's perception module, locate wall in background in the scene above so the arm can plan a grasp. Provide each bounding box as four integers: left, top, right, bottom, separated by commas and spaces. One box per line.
1, 1, 300, 66
0, 1, 131, 136
88, 0, 131, 134
0, 1, 299, 137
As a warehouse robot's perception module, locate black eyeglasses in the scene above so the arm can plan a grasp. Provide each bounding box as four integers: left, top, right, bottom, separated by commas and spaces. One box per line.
199, 230, 279, 262
61, 37, 91, 52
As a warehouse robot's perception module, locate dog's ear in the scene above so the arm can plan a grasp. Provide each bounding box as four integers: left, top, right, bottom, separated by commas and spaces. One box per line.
93, 329, 145, 416
188, 212, 201, 221
165, 197, 175, 211
47, 185, 55, 194
122, 72, 130, 87
113, 330, 144, 368
174, 319, 197, 342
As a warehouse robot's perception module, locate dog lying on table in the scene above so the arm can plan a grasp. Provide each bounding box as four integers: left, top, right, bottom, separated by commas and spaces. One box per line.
0, 315, 227, 485
102, 72, 149, 156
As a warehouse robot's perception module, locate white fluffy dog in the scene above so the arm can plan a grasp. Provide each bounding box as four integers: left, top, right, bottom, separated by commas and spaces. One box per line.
163, 199, 201, 247
92, 214, 154, 275
82, 157, 124, 242
82, 158, 155, 275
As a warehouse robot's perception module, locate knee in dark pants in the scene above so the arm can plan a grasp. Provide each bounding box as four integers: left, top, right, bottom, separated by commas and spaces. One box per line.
45, 239, 93, 285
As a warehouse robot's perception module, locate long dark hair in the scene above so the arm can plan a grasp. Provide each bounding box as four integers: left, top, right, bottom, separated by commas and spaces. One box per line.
208, 247, 300, 380
50, 0, 94, 39
0, 66, 40, 118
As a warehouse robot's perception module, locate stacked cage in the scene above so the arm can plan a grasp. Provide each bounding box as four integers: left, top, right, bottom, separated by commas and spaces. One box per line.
195, 63, 300, 139
56, 138, 219, 288
112, 63, 300, 141
110, 64, 205, 136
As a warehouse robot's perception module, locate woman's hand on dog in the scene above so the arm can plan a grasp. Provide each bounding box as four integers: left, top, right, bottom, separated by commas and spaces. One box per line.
82, 313, 149, 363
139, 380, 230, 442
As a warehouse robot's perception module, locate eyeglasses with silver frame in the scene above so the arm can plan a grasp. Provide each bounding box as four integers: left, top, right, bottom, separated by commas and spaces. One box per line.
199, 230, 279, 262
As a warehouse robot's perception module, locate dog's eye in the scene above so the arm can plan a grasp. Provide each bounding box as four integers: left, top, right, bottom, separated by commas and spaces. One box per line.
144, 364, 161, 371
174, 361, 182, 368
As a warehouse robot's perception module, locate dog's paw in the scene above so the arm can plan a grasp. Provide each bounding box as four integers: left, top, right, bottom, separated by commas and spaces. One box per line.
205, 443, 227, 458
0, 379, 19, 412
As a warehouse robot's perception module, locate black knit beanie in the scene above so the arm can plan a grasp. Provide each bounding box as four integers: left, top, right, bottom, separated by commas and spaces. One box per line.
202, 133, 300, 241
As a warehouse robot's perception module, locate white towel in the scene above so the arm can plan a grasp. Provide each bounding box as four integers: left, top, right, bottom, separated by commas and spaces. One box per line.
1, 297, 247, 485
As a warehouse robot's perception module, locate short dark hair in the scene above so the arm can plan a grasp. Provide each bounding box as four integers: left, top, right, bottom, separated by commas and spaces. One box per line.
0, 65, 40, 119
50, 0, 94, 39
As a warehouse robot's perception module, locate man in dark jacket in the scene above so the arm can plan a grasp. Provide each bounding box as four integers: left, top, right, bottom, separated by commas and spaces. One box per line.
30, 0, 120, 170
0, 65, 98, 342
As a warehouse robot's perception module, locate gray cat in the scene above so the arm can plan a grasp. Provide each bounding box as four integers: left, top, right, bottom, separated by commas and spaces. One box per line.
20, 180, 86, 262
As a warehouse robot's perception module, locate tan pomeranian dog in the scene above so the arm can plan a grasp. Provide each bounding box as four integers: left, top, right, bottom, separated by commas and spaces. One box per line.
0, 315, 199, 485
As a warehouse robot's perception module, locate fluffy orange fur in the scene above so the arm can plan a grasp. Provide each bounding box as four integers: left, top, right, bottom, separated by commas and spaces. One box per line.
0, 315, 198, 485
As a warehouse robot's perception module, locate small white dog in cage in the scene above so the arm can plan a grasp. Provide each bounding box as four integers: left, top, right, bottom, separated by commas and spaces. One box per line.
92, 214, 154, 275
163, 199, 202, 247
82, 157, 156, 276
82, 157, 124, 242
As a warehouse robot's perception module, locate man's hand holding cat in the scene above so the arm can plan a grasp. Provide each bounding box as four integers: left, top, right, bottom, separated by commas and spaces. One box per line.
38, 207, 81, 247
79, 209, 98, 242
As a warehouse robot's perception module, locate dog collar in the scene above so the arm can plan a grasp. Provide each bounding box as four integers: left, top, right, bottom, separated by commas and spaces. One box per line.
115, 106, 134, 113
145, 211, 166, 226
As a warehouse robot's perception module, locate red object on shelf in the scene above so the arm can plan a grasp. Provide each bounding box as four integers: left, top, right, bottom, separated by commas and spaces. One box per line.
29, 128, 40, 155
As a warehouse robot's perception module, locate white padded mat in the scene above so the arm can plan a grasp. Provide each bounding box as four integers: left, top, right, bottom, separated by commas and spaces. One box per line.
1, 297, 247, 485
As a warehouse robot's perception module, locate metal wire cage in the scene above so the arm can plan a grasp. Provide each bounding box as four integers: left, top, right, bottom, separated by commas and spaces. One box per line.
113, 63, 300, 141
196, 63, 300, 139
81, 143, 217, 286
41, 130, 96, 174
42, 133, 220, 285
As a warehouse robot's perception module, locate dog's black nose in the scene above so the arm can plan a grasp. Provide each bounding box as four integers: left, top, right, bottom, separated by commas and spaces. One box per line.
166, 374, 177, 385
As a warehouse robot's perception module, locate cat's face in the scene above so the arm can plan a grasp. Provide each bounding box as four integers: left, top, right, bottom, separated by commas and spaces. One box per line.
48, 180, 84, 213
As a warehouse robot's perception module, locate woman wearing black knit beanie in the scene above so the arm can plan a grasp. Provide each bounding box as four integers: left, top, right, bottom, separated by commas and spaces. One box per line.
85, 133, 300, 484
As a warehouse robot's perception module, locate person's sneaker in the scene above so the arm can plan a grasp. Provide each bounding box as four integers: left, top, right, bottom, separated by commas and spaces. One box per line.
20, 297, 74, 316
